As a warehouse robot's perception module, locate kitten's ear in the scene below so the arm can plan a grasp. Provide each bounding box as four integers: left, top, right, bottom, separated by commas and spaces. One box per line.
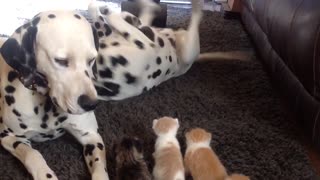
152, 119, 158, 129
185, 131, 190, 139
174, 118, 180, 127
207, 132, 212, 141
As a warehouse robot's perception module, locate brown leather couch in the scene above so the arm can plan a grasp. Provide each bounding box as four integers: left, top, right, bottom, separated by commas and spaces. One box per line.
241, 0, 320, 149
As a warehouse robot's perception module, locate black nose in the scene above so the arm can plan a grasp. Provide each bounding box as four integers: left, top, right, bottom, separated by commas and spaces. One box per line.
77, 95, 98, 111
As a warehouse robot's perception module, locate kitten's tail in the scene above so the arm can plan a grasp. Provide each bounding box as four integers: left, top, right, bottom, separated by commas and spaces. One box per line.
226, 173, 250, 180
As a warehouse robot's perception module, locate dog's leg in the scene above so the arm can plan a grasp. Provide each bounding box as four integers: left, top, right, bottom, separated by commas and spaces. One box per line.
137, 0, 160, 26
89, 2, 153, 44
65, 117, 109, 180
179, 0, 203, 64
1, 135, 58, 180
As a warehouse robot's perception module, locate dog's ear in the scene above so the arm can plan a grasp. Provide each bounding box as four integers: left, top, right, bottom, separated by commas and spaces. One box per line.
0, 16, 48, 94
152, 119, 158, 129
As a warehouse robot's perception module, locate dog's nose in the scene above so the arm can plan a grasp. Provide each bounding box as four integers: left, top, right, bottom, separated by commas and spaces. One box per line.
77, 94, 98, 111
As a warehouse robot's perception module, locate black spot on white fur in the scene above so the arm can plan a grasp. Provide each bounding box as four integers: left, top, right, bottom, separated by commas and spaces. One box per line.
145, 64, 150, 70
85, 71, 89, 78
156, 57, 162, 65
99, 67, 113, 78
74, 14, 81, 19
104, 24, 112, 36
97, 143, 104, 150
58, 116, 68, 123
94, 22, 101, 29
46, 173, 53, 178
98, 31, 104, 37
124, 16, 133, 25
111, 42, 120, 46
5, 85, 15, 93
134, 40, 144, 49
42, 114, 49, 122
169, 38, 176, 48
143, 87, 147, 92
124, 73, 136, 84
13, 141, 22, 149
32, 17, 41, 26
152, 70, 162, 79
158, 37, 164, 47
123, 32, 129, 39
40, 123, 48, 129
85, 144, 95, 156
5, 95, 15, 106
19, 123, 27, 129
99, 43, 107, 49
139, 26, 155, 41
48, 14, 56, 19
12, 109, 21, 117
111, 56, 128, 67
95, 82, 120, 97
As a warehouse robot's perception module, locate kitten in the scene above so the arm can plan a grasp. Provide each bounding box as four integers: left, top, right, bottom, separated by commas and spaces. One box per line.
113, 136, 152, 180
152, 116, 185, 180
184, 128, 249, 180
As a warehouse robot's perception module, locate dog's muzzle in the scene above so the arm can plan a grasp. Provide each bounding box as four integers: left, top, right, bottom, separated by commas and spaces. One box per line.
77, 94, 99, 111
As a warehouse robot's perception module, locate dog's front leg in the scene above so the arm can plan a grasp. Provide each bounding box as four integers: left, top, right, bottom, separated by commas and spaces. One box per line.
65, 121, 109, 180
1, 135, 58, 180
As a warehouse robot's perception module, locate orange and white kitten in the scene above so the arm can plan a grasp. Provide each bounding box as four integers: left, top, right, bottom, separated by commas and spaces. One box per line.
184, 128, 249, 180
152, 116, 185, 180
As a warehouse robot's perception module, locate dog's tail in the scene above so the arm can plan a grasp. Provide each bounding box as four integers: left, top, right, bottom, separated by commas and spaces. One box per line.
197, 51, 254, 62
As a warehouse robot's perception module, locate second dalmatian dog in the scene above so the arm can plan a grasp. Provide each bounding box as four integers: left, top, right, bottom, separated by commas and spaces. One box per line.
90, 0, 203, 101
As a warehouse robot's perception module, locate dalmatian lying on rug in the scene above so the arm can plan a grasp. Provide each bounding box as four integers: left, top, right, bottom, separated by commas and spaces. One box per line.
89, 0, 203, 100
90, 0, 250, 101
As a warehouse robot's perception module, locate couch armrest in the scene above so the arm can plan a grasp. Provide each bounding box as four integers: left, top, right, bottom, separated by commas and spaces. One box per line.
242, 0, 320, 99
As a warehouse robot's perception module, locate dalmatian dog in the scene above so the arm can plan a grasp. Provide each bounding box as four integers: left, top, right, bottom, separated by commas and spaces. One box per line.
0, 10, 109, 180
90, 0, 203, 101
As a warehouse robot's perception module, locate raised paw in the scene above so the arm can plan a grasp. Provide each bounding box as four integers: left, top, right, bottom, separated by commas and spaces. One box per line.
139, 0, 161, 13
99, 6, 110, 15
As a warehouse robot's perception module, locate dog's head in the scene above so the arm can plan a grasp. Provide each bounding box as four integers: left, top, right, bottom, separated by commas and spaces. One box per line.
0, 11, 100, 114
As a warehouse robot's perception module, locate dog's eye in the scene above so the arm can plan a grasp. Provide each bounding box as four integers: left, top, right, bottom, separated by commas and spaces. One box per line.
88, 58, 96, 66
54, 58, 69, 67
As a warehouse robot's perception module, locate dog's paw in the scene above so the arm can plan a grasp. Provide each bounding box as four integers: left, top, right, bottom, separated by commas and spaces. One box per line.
138, 0, 161, 13
99, 6, 110, 15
